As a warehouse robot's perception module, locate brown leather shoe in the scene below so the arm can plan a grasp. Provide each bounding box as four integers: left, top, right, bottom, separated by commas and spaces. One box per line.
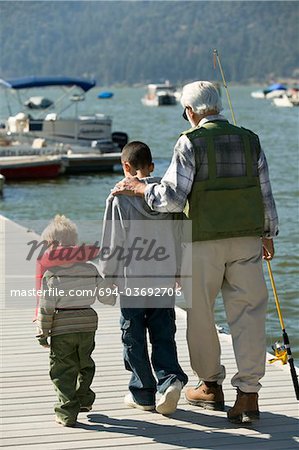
227, 388, 260, 424
185, 381, 225, 411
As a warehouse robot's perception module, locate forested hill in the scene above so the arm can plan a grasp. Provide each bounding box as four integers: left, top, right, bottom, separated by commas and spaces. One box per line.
1, 1, 298, 84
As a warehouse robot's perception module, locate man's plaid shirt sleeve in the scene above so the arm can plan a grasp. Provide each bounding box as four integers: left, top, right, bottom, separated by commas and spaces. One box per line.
258, 149, 279, 238
145, 135, 195, 212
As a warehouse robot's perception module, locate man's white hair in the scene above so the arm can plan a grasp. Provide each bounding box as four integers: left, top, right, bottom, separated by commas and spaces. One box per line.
180, 81, 223, 115
41, 214, 78, 245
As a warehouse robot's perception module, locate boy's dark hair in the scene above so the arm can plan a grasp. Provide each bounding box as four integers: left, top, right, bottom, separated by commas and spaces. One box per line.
121, 141, 152, 170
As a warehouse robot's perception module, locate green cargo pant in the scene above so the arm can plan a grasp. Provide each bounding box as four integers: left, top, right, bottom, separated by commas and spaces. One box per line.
49, 332, 96, 424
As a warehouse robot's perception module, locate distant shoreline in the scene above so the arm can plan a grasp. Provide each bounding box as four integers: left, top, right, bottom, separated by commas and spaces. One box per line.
101, 79, 299, 89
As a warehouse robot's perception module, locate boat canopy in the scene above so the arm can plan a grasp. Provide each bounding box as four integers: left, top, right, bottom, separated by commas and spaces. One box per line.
0, 76, 96, 92
264, 83, 287, 94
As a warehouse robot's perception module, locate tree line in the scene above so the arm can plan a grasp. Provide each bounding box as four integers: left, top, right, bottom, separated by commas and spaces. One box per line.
1, 1, 298, 85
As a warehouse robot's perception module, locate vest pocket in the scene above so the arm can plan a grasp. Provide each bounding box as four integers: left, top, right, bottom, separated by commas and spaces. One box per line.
192, 185, 264, 240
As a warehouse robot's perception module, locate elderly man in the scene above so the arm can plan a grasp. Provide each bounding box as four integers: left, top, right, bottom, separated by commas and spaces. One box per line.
113, 81, 278, 424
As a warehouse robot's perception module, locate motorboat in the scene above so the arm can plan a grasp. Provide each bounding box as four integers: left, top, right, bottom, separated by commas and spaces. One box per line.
272, 89, 299, 107
0, 134, 123, 175
0, 155, 65, 180
0, 76, 127, 178
63, 152, 121, 174
0, 76, 128, 153
251, 83, 287, 99
142, 81, 177, 106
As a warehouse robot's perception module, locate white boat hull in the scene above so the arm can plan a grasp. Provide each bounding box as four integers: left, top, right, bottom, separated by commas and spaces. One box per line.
251, 91, 265, 99
273, 95, 299, 107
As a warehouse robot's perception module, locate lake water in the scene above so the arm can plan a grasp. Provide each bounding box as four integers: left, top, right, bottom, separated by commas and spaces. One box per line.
1, 85, 298, 362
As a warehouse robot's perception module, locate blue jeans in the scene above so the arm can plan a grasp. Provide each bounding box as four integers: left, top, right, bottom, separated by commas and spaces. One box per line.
120, 295, 188, 406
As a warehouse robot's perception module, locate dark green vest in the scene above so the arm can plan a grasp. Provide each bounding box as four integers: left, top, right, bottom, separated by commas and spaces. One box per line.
183, 121, 264, 241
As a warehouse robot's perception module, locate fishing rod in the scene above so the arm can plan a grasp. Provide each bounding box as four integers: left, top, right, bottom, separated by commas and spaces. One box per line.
213, 48, 299, 401
266, 260, 299, 400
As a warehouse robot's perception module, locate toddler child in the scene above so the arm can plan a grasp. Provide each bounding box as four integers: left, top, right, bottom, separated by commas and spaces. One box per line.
36, 215, 113, 426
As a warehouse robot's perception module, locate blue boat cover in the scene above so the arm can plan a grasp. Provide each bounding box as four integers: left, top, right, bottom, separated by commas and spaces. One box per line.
264, 83, 287, 93
0, 76, 96, 92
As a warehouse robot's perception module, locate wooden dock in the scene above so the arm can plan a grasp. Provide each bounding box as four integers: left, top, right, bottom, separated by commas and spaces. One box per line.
1, 215, 298, 450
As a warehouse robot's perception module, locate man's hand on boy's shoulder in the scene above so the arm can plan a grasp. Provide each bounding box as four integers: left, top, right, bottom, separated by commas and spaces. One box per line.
36, 335, 50, 348
112, 177, 146, 197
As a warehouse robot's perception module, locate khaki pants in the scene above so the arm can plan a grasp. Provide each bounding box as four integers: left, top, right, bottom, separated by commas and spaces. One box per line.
182, 237, 268, 393
50, 332, 96, 423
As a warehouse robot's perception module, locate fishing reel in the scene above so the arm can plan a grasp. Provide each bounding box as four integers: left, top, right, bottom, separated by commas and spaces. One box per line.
268, 341, 288, 365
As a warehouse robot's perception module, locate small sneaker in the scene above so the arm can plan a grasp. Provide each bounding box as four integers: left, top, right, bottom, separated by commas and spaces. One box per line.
156, 380, 183, 415
55, 416, 76, 427
227, 388, 259, 424
80, 405, 93, 412
185, 381, 225, 411
124, 393, 155, 411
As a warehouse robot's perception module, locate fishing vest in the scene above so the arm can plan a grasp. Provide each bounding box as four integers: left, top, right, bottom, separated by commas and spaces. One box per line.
183, 120, 265, 241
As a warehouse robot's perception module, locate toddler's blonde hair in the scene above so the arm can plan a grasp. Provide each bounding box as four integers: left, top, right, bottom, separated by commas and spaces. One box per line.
41, 214, 78, 246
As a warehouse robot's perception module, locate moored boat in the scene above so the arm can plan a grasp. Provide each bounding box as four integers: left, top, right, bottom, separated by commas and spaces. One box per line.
0, 155, 65, 180
142, 81, 177, 106
63, 152, 121, 174
272, 88, 299, 107
0, 76, 128, 152
0, 141, 124, 178
251, 83, 287, 99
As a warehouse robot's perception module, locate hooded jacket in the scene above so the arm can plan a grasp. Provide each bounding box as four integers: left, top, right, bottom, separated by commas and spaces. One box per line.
98, 177, 181, 292
34, 245, 100, 320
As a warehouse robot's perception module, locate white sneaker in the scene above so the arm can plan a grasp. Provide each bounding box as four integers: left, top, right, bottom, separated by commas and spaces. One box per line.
124, 393, 155, 411
156, 380, 183, 415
